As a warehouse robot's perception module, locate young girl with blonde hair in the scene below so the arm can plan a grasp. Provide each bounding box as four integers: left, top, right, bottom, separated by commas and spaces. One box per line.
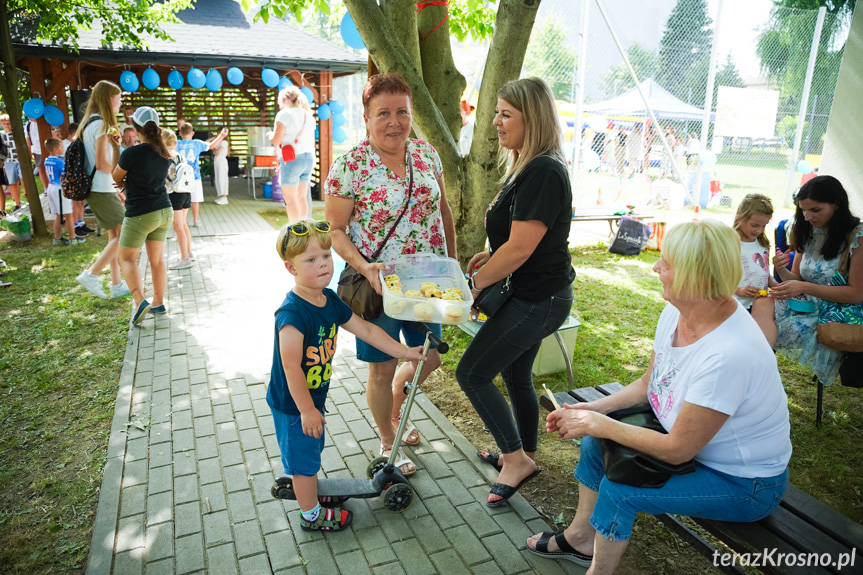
732, 193, 777, 346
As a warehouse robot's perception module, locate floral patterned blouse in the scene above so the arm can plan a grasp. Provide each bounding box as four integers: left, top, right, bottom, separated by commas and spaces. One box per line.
324, 138, 447, 263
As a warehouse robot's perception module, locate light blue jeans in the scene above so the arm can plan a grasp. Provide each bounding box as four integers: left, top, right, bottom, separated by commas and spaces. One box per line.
575, 435, 788, 541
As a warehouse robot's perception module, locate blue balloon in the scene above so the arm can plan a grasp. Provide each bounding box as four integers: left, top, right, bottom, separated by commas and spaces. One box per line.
226, 67, 244, 85
314, 125, 319, 142
120, 71, 139, 92
142, 68, 160, 90
43, 105, 64, 126
206, 69, 223, 91
699, 151, 717, 167
332, 113, 346, 127
278, 77, 293, 91
340, 12, 365, 49
329, 99, 345, 114
22, 98, 44, 119
261, 68, 279, 88
168, 70, 184, 90
797, 159, 813, 174
333, 126, 347, 144
188, 68, 206, 89
300, 86, 315, 104
317, 103, 331, 121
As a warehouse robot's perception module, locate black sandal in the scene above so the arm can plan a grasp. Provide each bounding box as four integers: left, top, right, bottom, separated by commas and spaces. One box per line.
486, 467, 542, 507
476, 450, 502, 469
527, 530, 593, 566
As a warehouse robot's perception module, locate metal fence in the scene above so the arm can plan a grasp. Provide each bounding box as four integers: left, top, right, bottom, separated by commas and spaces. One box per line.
521, 0, 849, 212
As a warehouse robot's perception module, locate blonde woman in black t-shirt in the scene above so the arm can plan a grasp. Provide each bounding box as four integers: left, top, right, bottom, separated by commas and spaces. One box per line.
457, 77, 575, 507
112, 107, 173, 327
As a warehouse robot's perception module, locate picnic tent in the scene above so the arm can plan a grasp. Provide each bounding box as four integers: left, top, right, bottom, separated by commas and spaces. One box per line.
583, 79, 714, 123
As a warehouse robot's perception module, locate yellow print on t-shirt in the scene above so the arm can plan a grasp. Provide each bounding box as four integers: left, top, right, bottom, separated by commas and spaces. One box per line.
305, 323, 338, 389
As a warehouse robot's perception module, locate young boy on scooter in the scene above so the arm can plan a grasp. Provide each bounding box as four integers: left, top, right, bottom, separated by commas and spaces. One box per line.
269, 219, 426, 532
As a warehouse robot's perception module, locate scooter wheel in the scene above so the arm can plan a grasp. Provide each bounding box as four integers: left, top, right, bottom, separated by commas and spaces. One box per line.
383, 483, 413, 512
271, 477, 296, 500
366, 457, 388, 479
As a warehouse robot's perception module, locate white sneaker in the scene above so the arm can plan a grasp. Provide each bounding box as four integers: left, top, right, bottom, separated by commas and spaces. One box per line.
192, 220, 201, 228
215, 197, 228, 205
168, 258, 193, 270
110, 280, 132, 298
76, 271, 108, 299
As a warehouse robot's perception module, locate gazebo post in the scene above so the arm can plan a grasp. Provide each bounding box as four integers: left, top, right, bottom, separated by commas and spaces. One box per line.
49, 61, 72, 137
318, 70, 333, 187
26, 57, 53, 170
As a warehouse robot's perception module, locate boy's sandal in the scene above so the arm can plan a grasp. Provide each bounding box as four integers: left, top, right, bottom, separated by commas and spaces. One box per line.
527, 530, 594, 566
317, 495, 346, 508
380, 444, 417, 477
476, 450, 502, 469
299, 507, 353, 532
392, 417, 420, 446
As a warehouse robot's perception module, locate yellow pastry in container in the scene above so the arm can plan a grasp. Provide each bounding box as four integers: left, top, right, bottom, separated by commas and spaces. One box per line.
387, 285, 403, 295
404, 290, 423, 297
414, 303, 434, 321
389, 299, 407, 314
442, 291, 463, 301
444, 287, 462, 296
420, 282, 440, 297
426, 288, 443, 299
384, 274, 400, 283
386, 280, 402, 291
444, 304, 464, 323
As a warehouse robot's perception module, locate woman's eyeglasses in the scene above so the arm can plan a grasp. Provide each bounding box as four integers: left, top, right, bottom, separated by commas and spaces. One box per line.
282, 221, 331, 254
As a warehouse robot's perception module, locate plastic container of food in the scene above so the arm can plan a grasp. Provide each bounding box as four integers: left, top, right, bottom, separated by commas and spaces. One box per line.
787, 296, 817, 313
379, 254, 473, 325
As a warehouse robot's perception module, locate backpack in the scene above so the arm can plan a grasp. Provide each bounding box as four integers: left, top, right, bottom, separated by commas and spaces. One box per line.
61, 117, 98, 201
172, 160, 195, 194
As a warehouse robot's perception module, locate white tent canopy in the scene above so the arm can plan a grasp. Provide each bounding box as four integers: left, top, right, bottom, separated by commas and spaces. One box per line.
584, 79, 715, 122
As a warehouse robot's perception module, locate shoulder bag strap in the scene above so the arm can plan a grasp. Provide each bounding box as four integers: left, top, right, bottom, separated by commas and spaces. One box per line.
367, 148, 414, 263
293, 112, 308, 145
838, 224, 863, 275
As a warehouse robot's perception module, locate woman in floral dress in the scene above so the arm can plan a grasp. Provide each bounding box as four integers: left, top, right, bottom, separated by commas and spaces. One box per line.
324, 73, 457, 476
772, 175, 863, 385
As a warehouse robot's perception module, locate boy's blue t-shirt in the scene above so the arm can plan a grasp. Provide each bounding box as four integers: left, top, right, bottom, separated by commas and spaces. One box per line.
44, 155, 64, 185
175, 139, 209, 180
267, 288, 353, 415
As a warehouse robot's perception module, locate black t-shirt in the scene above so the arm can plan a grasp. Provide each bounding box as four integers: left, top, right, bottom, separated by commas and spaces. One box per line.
118, 144, 172, 218
485, 155, 576, 301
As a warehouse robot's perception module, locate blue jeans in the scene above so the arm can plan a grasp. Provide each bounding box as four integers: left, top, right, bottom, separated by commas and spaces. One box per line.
456, 285, 573, 453
575, 435, 789, 541
279, 152, 314, 185
356, 314, 441, 362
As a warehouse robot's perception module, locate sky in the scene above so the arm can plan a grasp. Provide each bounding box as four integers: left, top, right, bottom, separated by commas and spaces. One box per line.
710, 0, 778, 79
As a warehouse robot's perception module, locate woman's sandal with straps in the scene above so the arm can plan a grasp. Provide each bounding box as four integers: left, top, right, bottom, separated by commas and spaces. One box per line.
299, 507, 353, 532
381, 444, 417, 477
527, 530, 594, 566
392, 417, 420, 446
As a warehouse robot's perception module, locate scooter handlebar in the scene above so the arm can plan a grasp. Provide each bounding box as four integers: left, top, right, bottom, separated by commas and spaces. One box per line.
416, 322, 449, 354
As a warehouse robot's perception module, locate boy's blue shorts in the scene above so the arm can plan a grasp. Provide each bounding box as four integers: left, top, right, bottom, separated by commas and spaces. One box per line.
271, 406, 325, 477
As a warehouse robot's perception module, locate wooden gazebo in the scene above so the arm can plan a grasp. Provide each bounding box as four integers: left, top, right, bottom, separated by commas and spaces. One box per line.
12, 0, 366, 193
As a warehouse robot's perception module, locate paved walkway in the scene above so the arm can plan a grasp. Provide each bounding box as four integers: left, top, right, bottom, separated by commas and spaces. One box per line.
85, 179, 583, 575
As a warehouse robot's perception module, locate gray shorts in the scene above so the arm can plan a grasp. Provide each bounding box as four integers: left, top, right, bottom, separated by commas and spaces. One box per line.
3, 162, 22, 184
86, 192, 125, 230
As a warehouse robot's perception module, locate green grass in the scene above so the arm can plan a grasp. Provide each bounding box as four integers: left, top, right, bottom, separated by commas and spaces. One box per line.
0, 236, 131, 574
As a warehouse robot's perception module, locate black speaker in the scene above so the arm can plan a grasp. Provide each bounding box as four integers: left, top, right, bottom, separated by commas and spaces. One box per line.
70, 90, 91, 123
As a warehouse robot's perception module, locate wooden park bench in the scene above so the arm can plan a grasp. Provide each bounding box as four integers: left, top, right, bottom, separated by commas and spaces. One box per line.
540, 383, 863, 575
571, 208, 654, 237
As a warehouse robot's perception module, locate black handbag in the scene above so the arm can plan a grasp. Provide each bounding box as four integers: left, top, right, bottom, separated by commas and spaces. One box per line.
337, 155, 413, 320
599, 404, 696, 488
474, 182, 516, 317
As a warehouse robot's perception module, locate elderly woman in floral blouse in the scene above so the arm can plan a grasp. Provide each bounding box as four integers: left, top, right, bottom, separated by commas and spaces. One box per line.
324, 73, 457, 476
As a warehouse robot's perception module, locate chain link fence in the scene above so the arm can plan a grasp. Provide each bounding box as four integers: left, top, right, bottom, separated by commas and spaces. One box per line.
521, 0, 849, 214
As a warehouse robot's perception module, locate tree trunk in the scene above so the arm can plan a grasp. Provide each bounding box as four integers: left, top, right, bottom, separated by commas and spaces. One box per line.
417, 2, 465, 142
0, 0, 47, 237
380, 0, 422, 76
458, 0, 540, 261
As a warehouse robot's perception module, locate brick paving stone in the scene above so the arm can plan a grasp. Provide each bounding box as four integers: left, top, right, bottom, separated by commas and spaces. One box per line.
324, 413, 349, 435
216, 422, 239, 444
150, 422, 171, 445
365, 546, 399, 567
231, 519, 266, 558
189, 369, 208, 386
257, 500, 290, 534
197, 457, 223, 486
116, 514, 146, 552
421, 495, 463, 530
171, 409, 193, 432
372, 563, 407, 575
190, 383, 208, 402
206, 543, 240, 575
429, 548, 465, 574
147, 490, 173, 526
145, 558, 174, 575
174, 501, 203, 537
196, 436, 219, 460
483, 532, 530, 574
228, 490, 257, 522
495, 508, 537, 548
174, 452, 197, 476
234, 409, 258, 430
447, 524, 492, 565
172, 429, 195, 454
298, 540, 339, 574
194, 415, 215, 438
126, 437, 149, 462
213, 404, 234, 424
175, 533, 205, 574
244, 449, 271, 475
122, 460, 148, 488
174, 474, 199, 504
219, 442, 244, 466
331, 432, 363, 458
252, 398, 270, 418
257, 415, 275, 436
114, 548, 144, 575
231, 394, 253, 413
333, 550, 373, 575
203, 510, 233, 547
470, 562, 506, 575
153, 374, 170, 392
449, 460, 487, 488
145, 521, 174, 562
392, 538, 437, 575
434, 476, 475, 506
238, 554, 272, 575
264, 531, 302, 571
457, 501, 501, 538
121, 485, 147, 518
191, 399, 213, 420
239, 428, 264, 450
405, 470, 443, 498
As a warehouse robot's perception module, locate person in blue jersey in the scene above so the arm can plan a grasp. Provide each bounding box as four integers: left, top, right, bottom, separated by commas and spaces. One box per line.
176, 123, 227, 227
268, 219, 425, 531
44, 138, 84, 246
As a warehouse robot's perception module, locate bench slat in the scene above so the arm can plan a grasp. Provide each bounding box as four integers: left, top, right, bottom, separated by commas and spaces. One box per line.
569, 386, 606, 402
539, 392, 578, 413
762, 506, 854, 570
596, 382, 625, 395
657, 515, 749, 575
780, 485, 863, 552
696, 518, 833, 575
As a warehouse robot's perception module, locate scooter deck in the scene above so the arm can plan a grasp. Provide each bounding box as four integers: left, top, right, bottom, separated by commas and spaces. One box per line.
317, 478, 381, 499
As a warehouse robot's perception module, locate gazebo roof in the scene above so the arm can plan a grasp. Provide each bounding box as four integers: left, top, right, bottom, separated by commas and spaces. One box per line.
12, 0, 366, 74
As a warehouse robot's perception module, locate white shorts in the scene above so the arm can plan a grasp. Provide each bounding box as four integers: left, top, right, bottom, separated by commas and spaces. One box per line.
190, 179, 204, 203
46, 183, 73, 216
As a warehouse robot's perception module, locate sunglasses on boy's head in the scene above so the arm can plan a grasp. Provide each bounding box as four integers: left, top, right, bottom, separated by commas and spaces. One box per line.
282, 221, 331, 255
